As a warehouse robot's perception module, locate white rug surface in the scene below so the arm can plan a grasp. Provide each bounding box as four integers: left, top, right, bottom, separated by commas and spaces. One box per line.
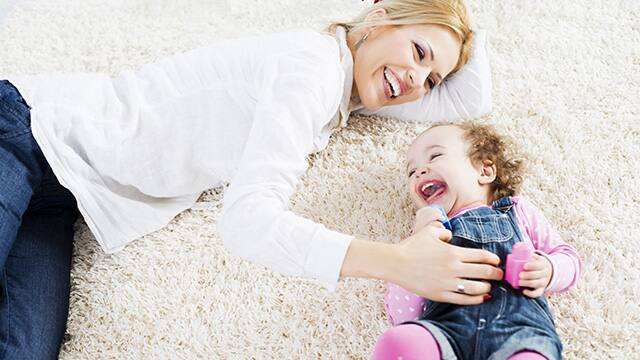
1, 0, 639, 358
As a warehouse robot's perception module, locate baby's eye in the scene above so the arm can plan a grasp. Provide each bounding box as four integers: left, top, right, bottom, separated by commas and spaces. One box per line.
430, 153, 443, 161
408, 169, 416, 177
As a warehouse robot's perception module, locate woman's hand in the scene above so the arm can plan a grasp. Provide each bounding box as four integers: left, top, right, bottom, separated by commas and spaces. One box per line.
412, 206, 445, 234
519, 254, 553, 298
390, 225, 503, 305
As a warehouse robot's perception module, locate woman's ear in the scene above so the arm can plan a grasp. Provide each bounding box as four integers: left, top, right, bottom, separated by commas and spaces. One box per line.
365, 7, 387, 21
362, 8, 387, 32
478, 160, 497, 185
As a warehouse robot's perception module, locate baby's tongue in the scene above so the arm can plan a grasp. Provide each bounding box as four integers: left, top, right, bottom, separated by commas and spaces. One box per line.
424, 183, 446, 203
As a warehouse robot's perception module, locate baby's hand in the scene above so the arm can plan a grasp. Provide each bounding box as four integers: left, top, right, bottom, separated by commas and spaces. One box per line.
412, 206, 445, 235
519, 253, 553, 298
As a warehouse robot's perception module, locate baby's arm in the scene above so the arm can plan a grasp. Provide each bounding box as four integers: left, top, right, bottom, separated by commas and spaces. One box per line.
513, 197, 582, 293
384, 283, 426, 325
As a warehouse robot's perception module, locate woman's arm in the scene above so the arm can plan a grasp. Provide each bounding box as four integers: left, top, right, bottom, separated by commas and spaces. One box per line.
218, 46, 355, 291
357, 29, 492, 122
341, 226, 503, 304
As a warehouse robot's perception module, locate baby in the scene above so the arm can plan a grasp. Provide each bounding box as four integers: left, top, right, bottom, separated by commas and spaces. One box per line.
372, 123, 581, 360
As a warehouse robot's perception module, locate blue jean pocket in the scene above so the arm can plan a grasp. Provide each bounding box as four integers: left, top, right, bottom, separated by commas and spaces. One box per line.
0, 81, 31, 139
452, 213, 514, 244
527, 296, 555, 325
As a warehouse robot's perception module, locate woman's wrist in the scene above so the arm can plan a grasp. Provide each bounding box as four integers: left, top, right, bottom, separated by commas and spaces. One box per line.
340, 238, 401, 282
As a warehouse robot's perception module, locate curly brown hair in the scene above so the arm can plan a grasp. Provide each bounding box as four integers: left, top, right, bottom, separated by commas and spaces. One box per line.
429, 122, 525, 202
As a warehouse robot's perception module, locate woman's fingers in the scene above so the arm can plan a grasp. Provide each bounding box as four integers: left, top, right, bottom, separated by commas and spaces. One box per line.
448, 279, 491, 296
457, 262, 504, 282
413, 224, 452, 243
441, 291, 486, 306
457, 246, 501, 266
433, 226, 452, 242
412, 207, 446, 234
415, 206, 444, 223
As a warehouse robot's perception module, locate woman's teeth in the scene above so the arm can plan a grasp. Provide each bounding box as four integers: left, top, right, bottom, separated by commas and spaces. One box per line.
384, 68, 401, 97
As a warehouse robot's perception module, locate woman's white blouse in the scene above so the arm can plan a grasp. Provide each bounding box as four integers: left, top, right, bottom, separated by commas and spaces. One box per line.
7, 26, 491, 291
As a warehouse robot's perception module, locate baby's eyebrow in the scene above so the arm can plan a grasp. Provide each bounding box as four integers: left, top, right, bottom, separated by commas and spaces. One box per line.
406, 144, 445, 172
426, 144, 444, 151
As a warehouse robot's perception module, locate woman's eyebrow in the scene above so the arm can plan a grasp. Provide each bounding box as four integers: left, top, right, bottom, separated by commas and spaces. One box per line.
418, 38, 435, 61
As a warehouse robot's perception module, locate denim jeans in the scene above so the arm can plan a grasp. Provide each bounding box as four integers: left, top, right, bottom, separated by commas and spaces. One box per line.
0, 80, 78, 359
407, 197, 563, 360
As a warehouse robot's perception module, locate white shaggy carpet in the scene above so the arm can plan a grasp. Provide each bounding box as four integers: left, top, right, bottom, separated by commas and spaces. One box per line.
1, 0, 639, 358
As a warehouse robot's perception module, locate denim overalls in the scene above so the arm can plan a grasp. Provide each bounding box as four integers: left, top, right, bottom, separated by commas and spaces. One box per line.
407, 197, 563, 360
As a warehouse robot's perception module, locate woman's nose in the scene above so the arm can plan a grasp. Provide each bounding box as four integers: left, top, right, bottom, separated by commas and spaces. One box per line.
407, 67, 431, 91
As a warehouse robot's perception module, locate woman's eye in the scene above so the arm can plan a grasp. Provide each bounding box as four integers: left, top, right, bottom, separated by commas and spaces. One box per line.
414, 43, 425, 60
430, 153, 442, 161
427, 77, 436, 90
408, 169, 416, 177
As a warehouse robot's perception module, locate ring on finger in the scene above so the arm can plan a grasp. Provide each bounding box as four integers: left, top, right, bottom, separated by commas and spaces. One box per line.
456, 283, 466, 294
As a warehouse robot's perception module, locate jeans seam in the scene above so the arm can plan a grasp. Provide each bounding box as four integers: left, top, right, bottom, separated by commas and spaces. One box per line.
0, 270, 9, 359
0, 128, 31, 140
0, 98, 27, 122
0, 96, 30, 133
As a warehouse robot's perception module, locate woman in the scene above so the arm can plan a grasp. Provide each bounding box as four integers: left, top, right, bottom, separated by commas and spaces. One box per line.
0, 0, 501, 357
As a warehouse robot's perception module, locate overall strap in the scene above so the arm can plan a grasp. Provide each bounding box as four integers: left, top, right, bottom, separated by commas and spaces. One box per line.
492, 196, 514, 213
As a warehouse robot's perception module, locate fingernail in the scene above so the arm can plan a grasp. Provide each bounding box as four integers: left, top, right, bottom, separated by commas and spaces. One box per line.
497, 258, 502, 265
483, 294, 492, 302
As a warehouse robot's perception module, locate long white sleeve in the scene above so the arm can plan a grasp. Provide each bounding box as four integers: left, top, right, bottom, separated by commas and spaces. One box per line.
218, 50, 354, 291
357, 30, 492, 122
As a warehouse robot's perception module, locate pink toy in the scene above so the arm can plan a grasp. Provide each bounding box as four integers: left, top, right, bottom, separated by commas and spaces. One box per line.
505, 242, 533, 289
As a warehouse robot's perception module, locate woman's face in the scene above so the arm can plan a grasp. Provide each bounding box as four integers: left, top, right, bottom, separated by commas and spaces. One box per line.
350, 22, 462, 110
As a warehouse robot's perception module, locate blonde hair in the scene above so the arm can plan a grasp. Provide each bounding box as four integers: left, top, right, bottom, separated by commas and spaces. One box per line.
425, 122, 525, 202
326, 0, 474, 75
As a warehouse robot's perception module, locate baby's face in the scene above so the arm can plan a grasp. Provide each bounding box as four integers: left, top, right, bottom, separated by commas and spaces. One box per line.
406, 125, 489, 215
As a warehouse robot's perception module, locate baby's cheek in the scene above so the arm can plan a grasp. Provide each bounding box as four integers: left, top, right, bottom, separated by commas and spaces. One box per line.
408, 189, 422, 208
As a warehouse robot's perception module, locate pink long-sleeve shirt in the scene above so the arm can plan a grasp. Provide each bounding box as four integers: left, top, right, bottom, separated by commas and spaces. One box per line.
385, 196, 582, 325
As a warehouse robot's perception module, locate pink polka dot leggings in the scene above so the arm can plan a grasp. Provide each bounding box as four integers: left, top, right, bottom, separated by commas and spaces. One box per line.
375, 284, 550, 359
371, 323, 548, 359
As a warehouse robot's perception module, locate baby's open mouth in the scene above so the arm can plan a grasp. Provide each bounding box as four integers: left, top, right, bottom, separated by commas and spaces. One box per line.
417, 180, 447, 204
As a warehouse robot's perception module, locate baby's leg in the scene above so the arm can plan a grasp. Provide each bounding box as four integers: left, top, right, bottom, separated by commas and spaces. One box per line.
507, 351, 548, 360
372, 324, 440, 360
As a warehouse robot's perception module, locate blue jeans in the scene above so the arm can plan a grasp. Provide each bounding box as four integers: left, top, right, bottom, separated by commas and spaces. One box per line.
0, 80, 78, 359
408, 197, 562, 360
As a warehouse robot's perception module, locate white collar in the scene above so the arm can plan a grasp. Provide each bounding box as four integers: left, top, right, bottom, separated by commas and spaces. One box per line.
332, 26, 365, 130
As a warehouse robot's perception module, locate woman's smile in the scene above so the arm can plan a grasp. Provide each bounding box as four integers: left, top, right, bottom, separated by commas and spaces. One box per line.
382, 67, 406, 100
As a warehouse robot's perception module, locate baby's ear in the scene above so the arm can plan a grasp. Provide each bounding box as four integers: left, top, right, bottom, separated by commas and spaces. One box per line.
478, 159, 497, 185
